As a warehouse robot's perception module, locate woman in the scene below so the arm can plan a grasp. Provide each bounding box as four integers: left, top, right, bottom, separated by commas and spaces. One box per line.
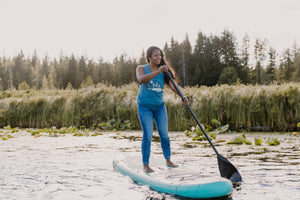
136, 46, 188, 173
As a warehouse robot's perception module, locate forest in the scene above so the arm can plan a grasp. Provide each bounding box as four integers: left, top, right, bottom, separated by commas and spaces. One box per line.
0, 29, 299, 91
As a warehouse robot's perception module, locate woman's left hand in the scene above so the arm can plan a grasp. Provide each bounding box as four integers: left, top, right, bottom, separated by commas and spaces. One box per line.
159, 65, 169, 73
182, 96, 189, 105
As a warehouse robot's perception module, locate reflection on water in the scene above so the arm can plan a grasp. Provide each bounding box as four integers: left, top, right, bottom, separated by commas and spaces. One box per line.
1, 131, 299, 200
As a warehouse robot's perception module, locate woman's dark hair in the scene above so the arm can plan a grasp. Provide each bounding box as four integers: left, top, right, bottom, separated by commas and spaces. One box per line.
146, 46, 179, 84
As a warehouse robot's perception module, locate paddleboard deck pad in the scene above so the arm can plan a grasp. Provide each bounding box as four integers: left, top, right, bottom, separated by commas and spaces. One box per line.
113, 156, 232, 199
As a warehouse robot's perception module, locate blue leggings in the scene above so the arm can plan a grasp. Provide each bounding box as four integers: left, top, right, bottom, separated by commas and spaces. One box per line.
138, 103, 171, 165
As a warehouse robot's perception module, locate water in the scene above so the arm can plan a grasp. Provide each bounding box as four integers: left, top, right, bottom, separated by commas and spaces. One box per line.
1, 131, 299, 200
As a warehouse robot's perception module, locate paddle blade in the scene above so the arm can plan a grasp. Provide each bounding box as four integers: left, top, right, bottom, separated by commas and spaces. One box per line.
218, 154, 242, 183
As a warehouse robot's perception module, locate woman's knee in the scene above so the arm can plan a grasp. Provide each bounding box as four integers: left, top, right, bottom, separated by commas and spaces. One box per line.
142, 136, 152, 143
160, 136, 170, 143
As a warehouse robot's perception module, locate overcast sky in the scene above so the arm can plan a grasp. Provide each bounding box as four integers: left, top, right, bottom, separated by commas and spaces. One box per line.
0, 0, 299, 62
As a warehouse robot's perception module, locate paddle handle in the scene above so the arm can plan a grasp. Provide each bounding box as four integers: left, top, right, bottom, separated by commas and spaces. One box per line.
165, 71, 219, 155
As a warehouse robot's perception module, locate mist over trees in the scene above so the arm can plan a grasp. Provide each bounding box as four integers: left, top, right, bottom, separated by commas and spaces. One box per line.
0, 29, 299, 90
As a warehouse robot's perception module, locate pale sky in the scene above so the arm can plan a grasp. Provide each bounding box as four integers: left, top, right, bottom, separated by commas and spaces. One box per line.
0, 0, 299, 62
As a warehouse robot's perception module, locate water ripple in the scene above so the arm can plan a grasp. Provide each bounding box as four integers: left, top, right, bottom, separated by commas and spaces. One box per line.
1, 132, 299, 199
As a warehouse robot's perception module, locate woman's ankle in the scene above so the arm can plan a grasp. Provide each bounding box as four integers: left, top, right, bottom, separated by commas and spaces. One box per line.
143, 164, 154, 173
166, 159, 178, 168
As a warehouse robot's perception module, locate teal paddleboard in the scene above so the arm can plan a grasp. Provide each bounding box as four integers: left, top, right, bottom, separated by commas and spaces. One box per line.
113, 156, 232, 199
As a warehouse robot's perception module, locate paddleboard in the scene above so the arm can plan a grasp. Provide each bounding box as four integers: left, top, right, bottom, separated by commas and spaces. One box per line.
113, 156, 232, 199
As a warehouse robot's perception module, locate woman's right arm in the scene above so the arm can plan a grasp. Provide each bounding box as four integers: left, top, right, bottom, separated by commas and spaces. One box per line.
136, 65, 163, 83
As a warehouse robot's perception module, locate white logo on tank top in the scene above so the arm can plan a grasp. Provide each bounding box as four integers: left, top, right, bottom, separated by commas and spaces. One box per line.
148, 80, 162, 92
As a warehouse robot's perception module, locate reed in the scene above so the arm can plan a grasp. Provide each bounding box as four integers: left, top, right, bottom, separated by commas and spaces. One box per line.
0, 82, 299, 131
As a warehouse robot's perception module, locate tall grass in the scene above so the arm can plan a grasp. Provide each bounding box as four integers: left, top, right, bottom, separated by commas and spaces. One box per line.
182, 83, 300, 131
0, 82, 299, 131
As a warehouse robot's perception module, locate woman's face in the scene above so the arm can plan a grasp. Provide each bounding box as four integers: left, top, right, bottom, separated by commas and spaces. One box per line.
149, 49, 162, 66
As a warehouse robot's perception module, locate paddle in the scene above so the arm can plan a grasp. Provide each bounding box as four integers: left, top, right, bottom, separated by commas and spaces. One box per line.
165, 71, 242, 183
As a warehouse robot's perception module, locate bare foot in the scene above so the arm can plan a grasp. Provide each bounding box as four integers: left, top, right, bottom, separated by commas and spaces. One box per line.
166, 159, 178, 168
143, 164, 154, 173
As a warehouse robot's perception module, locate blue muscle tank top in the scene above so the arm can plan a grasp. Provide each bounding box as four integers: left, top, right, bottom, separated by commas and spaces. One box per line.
137, 64, 165, 107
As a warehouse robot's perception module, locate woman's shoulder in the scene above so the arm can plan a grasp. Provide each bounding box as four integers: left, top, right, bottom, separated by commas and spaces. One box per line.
137, 64, 148, 69
136, 64, 149, 72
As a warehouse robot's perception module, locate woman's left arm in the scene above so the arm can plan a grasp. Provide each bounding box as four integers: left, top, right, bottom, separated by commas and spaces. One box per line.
167, 80, 189, 105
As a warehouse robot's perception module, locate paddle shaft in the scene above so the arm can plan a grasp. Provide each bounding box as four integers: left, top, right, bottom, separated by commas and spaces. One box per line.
165, 71, 220, 155
165, 71, 242, 182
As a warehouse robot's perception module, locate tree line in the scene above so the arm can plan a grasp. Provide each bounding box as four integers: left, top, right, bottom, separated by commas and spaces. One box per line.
164, 30, 300, 86
0, 29, 299, 90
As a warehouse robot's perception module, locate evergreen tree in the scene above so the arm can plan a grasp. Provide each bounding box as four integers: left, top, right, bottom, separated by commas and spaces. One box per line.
41, 75, 48, 90
34, 55, 50, 88
52, 58, 61, 88
266, 47, 277, 84
41, 55, 49, 77
277, 48, 295, 83
31, 60, 41, 89
59, 55, 70, 89
254, 38, 267, 84
292, 52, 300, 82
112, 56, 121, 86
180, 34, 193, 86
218, 66, 238, 85
280, 48, 295, 82
47, 76, 55, 89
31, 49, 38, 68
68, 55, 79, 88
138, 50, 146, 65
48, 63, 58, 89
240, 34, 250, 68
78, 56, 87, 85
292, 42, 298, 61
98, 61, 112, 85
129, 58, 138, 83
220, 29, 247, 84
87, 59, 96, 82
240, 33, 251, 83
192, 32, 206, 85
220, 29, 239, 68
0, 77, 3, 91
202, 35, 222, 86
117, 54, 128, 85
0, 59, 4, 90
164, 37, 181, 80
0, 56, 11, 90
12, 51, 33, 89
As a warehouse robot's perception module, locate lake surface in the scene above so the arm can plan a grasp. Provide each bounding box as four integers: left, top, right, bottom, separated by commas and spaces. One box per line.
1, 130, 299, 200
